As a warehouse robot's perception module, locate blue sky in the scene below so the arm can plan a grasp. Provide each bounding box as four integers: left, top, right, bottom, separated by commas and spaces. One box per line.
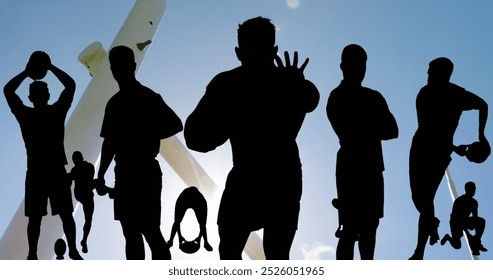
1, 0, 493, 261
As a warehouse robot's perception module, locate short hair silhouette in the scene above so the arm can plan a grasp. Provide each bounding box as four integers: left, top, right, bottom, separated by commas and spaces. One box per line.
341, 44, 367, 64
237, 16, 275, 49
235, 16, 278, 67
428, 57, 454, 82
28, 81, 49, 103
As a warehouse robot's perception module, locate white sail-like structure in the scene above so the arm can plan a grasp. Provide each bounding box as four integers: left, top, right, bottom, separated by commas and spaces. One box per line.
0, 0, 264, 260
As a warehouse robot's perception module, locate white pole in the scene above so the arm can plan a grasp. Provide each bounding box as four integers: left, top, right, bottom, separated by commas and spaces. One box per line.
444, 169, 478, 260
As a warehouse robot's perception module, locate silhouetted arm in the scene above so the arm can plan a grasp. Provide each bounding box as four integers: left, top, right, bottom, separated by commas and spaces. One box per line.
184, 77, 229, 153
50, 64, 76, 107
3, 70, 29, 112
380, 111, 399, 141
97, 138, 116, 184
377, 94, 399, 141
476, 97, 488, 141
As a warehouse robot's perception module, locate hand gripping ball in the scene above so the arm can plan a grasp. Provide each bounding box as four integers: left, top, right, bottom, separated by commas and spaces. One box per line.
26, 51, 51, 80
466, 139, 491, 163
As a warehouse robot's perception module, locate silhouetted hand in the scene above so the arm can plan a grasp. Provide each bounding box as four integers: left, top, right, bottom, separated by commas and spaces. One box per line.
94, 178, 108, 196
453, 145, 468, 157
275, 51, 309, 80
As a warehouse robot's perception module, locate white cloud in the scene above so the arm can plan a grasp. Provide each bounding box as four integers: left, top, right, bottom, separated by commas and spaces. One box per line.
286, 0, 300, 10
300, 242, 336, 260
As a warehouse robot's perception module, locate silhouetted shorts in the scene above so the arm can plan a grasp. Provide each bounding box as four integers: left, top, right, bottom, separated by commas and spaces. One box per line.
113, 159, 163, 227
24, 166, 74, 217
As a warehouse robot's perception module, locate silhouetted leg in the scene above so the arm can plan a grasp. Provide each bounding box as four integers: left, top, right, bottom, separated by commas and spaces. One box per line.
27, 216, 42, 260
467, 217, 487, 253
474, 217, 486, 240
448, 220, 462, 249
120, 219, 145, 260
263, 225, 296, 260
409, 149, 449, 260
200, 224, 213, 251
218, 225, 250, 260
410, 214, 436, 259
168, 222, 179, 247
59, 212, 83, 260
81, 199, 94, 253
336, 224, 357, 260
143, 226, 171, 260
358, 218, 379, 260
169, 198, 187, 247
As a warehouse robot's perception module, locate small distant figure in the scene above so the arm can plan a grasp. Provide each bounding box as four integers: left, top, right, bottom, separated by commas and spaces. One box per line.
168, 186, 213, 254
184, 16, 319, 260
3, 51, 83, 260
408, 57, 488, 260
326, 44, 398, 260
67, 151, 95, 254
95, 45, 183, 260
54, 238, 67, 260
441, 181, 487, 256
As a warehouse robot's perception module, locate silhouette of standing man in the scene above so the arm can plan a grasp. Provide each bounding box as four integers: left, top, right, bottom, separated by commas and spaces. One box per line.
409, 57, 488, 260
441, 181, 487, 256
68, 151, 95, 254
326, 44, 398, 260
3, 51, 83, 260
96, 46, 183, 260
184, 16, 319, 260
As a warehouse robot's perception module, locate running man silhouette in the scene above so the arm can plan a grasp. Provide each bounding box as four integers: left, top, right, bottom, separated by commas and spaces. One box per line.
326, 44, 398, 260
409, 57, 488, 260
441, 181, 487, 256
3, 51, 83, 260
95, 45, 183, 260
184, 16, 320, 260
68, 151, 95, 254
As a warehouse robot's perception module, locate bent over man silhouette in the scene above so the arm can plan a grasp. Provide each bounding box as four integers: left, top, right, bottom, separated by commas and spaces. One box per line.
3, 51, 83, 260
96, 46, 183, 260
327, 44, 398, 260
409, 57, 488, 260
184, 16, 319, 260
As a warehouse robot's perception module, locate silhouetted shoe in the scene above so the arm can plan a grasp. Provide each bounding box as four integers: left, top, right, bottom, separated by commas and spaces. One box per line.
429, 217, 440, 246
440, 234, 450, 246
408, 251, 423, 260
26, 253, 38, 260
479, 244, 488, 252
81, 240, 88, 254
69, 250, 84, 260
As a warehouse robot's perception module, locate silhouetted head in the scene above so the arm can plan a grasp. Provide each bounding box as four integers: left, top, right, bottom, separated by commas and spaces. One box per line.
28, 81, 50, 107
109, 45, 137, 84
340, 44, 367, 85
235, 17, 278, 68
72, 151, 84, 165
427, 57, 453, 84
465, 181, 476, 196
